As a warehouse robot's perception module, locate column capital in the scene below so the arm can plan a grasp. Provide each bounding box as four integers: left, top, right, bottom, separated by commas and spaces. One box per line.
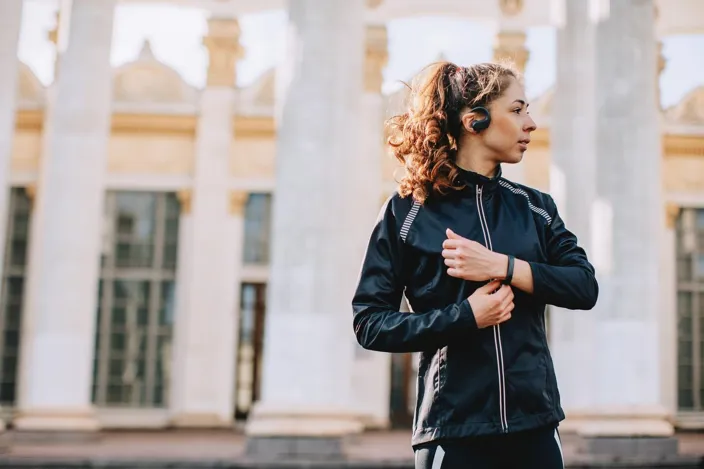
48, 5, 65, 76
229, 190, 248, 216
177, 189, 192, 215
49, 1, 79, 55
499, 0, 524, 16
657, 41, 666, 76
48, 9, 60, 45
203, 17, 244, 88
365, 25, 388, 94
493, 30, 529, 74
24, 184, 37, 206
665, 202, 680, 230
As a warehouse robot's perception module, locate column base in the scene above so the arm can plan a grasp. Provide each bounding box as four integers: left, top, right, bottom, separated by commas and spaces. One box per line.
565, 407, 680, 460
170, 413, 233, 429
578, 436, 679, 459
13, 408, 100, 441
246, 436, 345, 461
357, 413, 390, 431
568, 406, 675, 437
244, 402, 363, 461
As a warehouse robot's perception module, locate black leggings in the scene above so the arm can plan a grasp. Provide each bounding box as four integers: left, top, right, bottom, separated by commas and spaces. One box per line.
414, 425, 564, 469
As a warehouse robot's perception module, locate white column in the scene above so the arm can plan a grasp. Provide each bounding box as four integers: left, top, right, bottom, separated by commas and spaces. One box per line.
660, 204, 679, 417
169, 17, 244, 428
0, 0, 24, 289
584, 0, 672, 439
351, 23, 390, 430
547, 0, 598, 428
658, 19, 676, 426
245, 0, 367, 448
15, 0, 116, 432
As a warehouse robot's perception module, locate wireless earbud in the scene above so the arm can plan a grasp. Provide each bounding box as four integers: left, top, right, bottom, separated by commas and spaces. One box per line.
469, 106, 491, 133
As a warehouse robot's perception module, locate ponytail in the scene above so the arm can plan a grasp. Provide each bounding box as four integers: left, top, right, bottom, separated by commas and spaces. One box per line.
387, 61, 466, 203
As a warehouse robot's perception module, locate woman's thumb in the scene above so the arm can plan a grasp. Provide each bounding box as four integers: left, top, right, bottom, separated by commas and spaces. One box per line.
478, 280, 501, 294
446, 228, 459, 239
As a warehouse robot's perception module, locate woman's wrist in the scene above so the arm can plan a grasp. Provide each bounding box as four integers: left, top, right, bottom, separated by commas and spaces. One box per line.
491, 253, 509, 280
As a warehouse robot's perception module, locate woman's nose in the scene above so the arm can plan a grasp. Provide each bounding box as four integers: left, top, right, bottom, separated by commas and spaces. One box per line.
525, 116, 537, 132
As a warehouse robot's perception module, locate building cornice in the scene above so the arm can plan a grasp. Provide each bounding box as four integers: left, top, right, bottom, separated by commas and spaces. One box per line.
15, 110, 704, 156
15, 110, 276, 139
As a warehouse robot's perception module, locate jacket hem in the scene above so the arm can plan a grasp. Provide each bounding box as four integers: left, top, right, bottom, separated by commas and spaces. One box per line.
410, 408, 564, 448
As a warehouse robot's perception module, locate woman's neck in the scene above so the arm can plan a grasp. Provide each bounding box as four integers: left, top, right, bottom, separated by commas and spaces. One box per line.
455, 145, 498, 178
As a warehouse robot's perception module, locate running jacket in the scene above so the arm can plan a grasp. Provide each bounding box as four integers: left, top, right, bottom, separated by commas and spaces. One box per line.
352, 165, 598, 447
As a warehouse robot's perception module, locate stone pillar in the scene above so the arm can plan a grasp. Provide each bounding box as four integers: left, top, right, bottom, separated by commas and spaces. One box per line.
351, 24, 390, 430
661, 203, 679, 417
493, 26, 529, 184
655, 3, 674, 420
493, 30, 529, 74
14, 0, 116, 432
578, 0, 675, 457
547, 0, 597, 428
494, 1, 529, 72
245, 0, 367, 460
169, 17, 244, 428
0, 0, 23, 290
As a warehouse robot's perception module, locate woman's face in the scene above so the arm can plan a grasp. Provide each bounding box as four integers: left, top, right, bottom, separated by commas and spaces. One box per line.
479, 78, 537, 164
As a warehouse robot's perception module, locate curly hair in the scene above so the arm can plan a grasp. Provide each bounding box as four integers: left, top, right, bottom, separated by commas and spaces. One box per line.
386, 61, 520, 204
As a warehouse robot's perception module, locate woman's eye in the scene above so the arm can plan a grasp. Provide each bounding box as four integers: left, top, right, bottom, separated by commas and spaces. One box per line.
513, 108, 522, 114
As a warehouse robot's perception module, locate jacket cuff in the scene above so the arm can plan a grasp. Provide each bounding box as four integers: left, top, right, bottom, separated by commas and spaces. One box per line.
460, 298, 478, 330
527, 262, 548, 297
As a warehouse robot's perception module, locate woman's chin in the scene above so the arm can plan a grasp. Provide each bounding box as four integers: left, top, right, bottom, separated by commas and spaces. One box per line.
499, 153, 524, 165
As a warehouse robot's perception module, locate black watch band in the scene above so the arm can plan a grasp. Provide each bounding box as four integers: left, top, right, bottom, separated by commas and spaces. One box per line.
503, 255, 515, 285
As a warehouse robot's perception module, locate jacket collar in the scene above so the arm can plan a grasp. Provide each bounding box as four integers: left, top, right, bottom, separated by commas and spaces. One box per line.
454, 164, 502, 194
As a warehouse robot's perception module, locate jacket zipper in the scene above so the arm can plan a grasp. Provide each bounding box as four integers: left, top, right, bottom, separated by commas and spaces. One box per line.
476, 185, 509, 433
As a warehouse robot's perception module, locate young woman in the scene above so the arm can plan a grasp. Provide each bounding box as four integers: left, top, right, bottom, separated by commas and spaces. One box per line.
352, 61, 598, 468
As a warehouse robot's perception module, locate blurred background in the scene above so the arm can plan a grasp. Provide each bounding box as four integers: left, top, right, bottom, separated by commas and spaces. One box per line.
0, 0, 703, 465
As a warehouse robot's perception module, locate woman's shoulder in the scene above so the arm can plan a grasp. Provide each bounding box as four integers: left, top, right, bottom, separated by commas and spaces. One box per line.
497, 177, 558, 226
375, 191, 421, 240
498, 178, 555, 209
381, 191, 419, 218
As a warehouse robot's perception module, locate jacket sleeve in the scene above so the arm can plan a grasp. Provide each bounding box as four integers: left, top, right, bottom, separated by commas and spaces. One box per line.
352, 197, 478, 353
527, 195, 599, 310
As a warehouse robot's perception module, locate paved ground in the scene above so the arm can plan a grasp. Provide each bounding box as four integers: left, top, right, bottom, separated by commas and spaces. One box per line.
0, 429, 702, 466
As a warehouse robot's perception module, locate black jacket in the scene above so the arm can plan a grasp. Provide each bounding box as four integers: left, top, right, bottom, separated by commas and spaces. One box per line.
351, 166, 598, 447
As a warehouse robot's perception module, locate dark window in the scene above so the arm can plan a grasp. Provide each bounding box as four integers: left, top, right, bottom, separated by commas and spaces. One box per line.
676, 208, 704, 411
243, 193, 272, 264
92, 192, 179, 408
0, 188, 32, 405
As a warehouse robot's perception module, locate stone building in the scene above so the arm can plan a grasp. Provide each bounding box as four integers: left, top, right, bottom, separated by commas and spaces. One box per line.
0, 0, 703, 452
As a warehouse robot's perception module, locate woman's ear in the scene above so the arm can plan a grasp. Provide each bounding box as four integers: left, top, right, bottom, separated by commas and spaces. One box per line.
462, 106, 491, 133
461, 111, 476, 134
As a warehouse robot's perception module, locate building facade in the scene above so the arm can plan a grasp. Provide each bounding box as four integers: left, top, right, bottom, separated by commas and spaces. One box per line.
0, 0, 703, 438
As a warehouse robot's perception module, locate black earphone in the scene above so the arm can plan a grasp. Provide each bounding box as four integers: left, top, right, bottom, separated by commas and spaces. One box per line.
469, 106, 491, 133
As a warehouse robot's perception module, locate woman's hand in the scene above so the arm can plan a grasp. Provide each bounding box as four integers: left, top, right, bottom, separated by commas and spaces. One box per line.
468, 280, 514, 328
442, 228, 507, 282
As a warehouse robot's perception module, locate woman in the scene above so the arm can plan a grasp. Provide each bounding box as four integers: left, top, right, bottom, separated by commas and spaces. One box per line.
351, 61, 598, 469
